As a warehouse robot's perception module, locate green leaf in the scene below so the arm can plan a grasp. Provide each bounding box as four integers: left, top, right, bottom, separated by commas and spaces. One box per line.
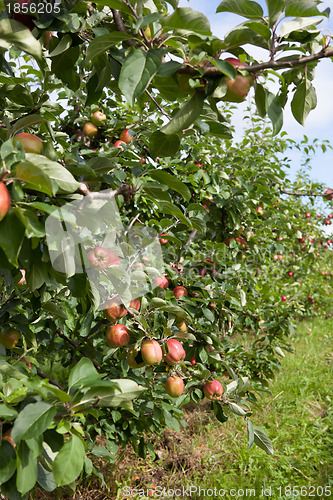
161, 8, 211, 34
213, 60, 237, 79
255, 83, 267, 117
228, 402, 248, 416
86, 33, 133, 61
216, 0, 263, 18
68, 358, 101, 389
159, 201, 192, 227
12, 114, 45, 134
13, 207, 46, 239
161, 92, 205, 135
285, 0, 328, 18
48, 35, 72, 58
16, 441, 38, 495
24, 154, 80, 194
0, 19, 41, 59
291, 80, 317, 125
26, 261, 49, 291
94, 0, 132, 13
253, 426, 274, 455
11, 402, 57, 444
51, 47, 80, 92
247, 419, 254, 449
149, 170, 191, 201
0, 212, 25, 267
37, 463, 57, 492
0, 404, 18, 421
266, 0, 285, 27
149, 131, 180, 158
267, 91, 283, 135
279, 16, 325, 38
203, 307, 215, 322
16, 161, 56, 196
119, 49, 162, 105
244, 21, 271, 39
204, 120, 232, 138
79, 379, 146, 407
53, 434, 85, 487
42, 301, 68, 320
224, 24, 268, 49
0, 440, 16, 485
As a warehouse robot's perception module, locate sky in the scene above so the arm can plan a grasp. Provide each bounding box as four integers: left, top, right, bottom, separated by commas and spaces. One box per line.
178, 0, 333, 188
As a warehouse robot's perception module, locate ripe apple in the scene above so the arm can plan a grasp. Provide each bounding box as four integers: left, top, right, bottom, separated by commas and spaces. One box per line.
190, 355, 196, 365
281, 296, 287, 302
0, 182, 11, 221
299, 237, 306, 243
155, 276, 169, 288
287, 271, 294, 277
222, 58, 253, 103
88, 247, 119, 269
256, 206, 263, 215
141, 339, 163, 365
278, 255, 283, 260
273, 255, 279, 261
163, 339, 186, 366
119, 128, 133, 144
323, 189, 333, 200
199, 268, 207, 277
129, 298, 141, 311
83, 122, 98, 138
203, 379, 224, 400
173, 286, 188, 299
328, 214, 333, 219
114, 140, 126, 149
127, 346, 145, 368
165, 376, 184, 398
159, 233, 168, 244
15, 132, 43, 154
13, 0, 35, 31
106, 324, 130, 348
325, 219, 332, 225
91, 111, 106, 126
0, 329, 20, 349
104, 297, 127, 322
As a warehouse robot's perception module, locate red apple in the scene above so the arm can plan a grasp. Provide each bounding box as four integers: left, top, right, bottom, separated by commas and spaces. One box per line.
273, 255, 279, 261
324, 189, 333, 200
256, 206, 263, 215
222, 58, 253, 103
141, 339, 163, 365
106, 324, 130, 348
305, 212, 311, 218
13, 0, 35, 31
83, 122, 98, 138
0, 329, 20, 349
173, 286, 188, 299
281, 296, 287, 302
325, 219, 332, 225
155, 276, 169, 288
127, 346, 145, 368
114, 140, 126, 149
163, 339, 186, 366
287, 271, 294, 277
328, 214, 333, 219
88, 247, 119, 269
190, 355, 196, 365
119, 128, 133, 144
129, 298, 141, 311
299, 237, 306, 243
0, 182, 11, 221
165, 376, 184, 398
104, 297, 127, 322
91, 111, 106, 126
15, 132, 43, 154
278, 255, 283, 260
203, 379, 224, 400
159, 233, 168, 244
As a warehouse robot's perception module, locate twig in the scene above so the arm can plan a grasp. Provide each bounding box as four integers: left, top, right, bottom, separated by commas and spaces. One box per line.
145, 90, 171, 119
111, 9, 138, 46
36, 368, 65, 391
56, 327, 101, 371
77, 183, 137, 211
280, 189, 324, 197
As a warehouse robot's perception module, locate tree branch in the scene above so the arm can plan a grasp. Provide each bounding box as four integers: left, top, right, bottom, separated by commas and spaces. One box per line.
36, 368, 65, 391
111, 9, 138, 46
280, 189, 325, 197
56, 327, 101, 371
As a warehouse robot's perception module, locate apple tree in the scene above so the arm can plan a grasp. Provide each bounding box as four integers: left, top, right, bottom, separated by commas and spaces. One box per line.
0, 0, 332, 496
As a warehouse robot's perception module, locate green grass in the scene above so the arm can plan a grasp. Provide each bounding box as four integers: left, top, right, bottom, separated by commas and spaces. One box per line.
112, 318, 333, 500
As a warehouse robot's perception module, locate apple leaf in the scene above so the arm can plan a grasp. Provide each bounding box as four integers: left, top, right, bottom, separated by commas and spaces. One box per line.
0, 19, 41, 59
53, 435, 85, 487
216, 0, 263, 18
0, 212, 25, 267
86, 33, 134, 61
119, 49, 162, 105
285, 0, 329, 18
0, 440, 16, 485
149, 170, 191, 201
161, 92, 205, 135
25, 154, 80, 194
161, 8, 211, 35
253, 426, 274, 455
149, 131, 181, 158
267, 91, 283, 135
68, 358, 101, 389
11, 402, 57, 443
291, 80, 317, 125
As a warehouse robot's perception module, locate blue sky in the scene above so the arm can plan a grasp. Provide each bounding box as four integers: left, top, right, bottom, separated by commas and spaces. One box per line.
178, 0, 333, 188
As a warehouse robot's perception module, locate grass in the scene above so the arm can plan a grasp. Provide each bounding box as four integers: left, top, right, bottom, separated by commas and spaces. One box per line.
32, 318, 333, 499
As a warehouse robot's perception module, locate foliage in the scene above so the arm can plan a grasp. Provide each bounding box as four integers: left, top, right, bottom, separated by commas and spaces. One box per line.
0, 0, 332, 496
